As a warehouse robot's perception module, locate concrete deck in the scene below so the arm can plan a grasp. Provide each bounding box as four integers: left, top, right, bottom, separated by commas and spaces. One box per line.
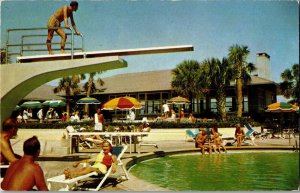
9, 128, 300, 191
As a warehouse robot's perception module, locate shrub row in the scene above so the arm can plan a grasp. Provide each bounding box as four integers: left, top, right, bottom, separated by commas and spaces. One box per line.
19, 117, 259, 129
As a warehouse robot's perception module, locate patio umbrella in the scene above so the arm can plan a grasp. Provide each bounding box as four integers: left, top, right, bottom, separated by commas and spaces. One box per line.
167, 96, 190, 117
42, 100, 66, 108
20, 101, 42, 109
77, 97, 101, 104
102, 96, 142, 110
14, 105, 21, 111
167, 96, 190, 105
265, 102, 299, 113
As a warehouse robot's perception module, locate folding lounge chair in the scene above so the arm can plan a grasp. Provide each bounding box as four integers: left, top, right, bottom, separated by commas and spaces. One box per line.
47, 145, 129, 191
66, 126, 102, 149
230, 124, 256, 146
0, 164, 10, 189
185, 129, 197, 141
82, 137, 103, 148
243, 123, 257, 146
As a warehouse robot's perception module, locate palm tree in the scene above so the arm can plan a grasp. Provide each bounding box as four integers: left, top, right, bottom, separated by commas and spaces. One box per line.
53, 76, 81, 120
280, 64, 299, 104
171, 60, 207, 112
82, 72, 105, 113
228, 44, 251, 118
201, 57, 234, 120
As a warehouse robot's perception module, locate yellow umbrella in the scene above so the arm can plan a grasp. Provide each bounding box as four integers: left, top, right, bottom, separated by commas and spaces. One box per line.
102, 96, 142, 110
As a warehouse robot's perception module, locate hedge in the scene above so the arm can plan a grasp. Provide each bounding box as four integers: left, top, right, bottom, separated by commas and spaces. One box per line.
18, 117, 260, 130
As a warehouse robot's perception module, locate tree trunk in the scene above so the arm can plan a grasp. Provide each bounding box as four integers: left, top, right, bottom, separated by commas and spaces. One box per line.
85, 77, 93, 113
189, 94, 193, 113
66, 88, 71, 121
196, 95, 199, 113
216, 87, 227, 120
205, 94, 210, 113
236, 78, 243, 117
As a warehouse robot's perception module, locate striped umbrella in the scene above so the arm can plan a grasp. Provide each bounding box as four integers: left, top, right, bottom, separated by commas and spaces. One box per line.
20, 101, 42, 109
167, 96, 190, 105
102, 96, 142, 110
42, 100, 66, 108
265, 102, 299, 113
77, 97, 101, 104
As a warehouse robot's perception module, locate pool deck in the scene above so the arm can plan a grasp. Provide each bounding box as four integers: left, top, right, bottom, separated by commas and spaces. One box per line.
9, 128, 300, 191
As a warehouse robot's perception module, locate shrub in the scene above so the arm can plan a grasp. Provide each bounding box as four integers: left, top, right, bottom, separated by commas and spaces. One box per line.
18, 116, 260, 129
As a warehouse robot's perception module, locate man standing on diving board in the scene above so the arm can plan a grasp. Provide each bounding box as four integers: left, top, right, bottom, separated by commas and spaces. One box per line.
46, 1, 81, 55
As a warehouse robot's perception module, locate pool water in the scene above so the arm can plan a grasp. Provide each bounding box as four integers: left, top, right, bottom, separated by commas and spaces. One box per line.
129, 152, 299, 191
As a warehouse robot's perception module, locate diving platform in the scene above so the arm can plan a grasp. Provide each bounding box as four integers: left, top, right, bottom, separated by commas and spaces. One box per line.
17, 45, 194, 63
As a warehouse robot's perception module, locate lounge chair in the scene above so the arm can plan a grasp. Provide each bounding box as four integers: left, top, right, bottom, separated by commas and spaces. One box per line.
0, 164, 10, 189
185, 129, 197, 141
66, 126, 103, 149
47, 145, 129, 191
230, 124, 257, 146
81, 137, 103, 148
244, 123, 258, 146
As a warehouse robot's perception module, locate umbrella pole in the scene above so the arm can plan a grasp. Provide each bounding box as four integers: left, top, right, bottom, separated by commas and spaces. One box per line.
84, 104, 89, 114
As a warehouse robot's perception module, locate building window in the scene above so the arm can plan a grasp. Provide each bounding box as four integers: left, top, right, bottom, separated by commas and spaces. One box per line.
226, 97, 233, 112
211, 98, 217, 112
210, 97, 234, 113
243, 96, 248, 113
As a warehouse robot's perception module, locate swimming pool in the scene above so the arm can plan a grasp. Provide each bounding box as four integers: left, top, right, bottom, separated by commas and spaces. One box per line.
129, 151, 299, 191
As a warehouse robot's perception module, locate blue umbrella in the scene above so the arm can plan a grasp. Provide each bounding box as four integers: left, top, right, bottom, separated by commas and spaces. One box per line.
77, 97, 100, 104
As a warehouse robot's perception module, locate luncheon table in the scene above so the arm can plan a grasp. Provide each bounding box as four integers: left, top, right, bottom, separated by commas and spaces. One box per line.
68, 132, 149, 154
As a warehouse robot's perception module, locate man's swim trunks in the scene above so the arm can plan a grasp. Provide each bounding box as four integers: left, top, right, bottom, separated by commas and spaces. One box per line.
47, 15, 60, 29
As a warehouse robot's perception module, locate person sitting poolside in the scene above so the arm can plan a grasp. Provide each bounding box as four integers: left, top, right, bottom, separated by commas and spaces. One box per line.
1, 118, 22, 177
1, 136, 48, 191
212, 133, 227, 153
63, 140, 117, 179
195, 129, 212, 155
235, 124, 245, 147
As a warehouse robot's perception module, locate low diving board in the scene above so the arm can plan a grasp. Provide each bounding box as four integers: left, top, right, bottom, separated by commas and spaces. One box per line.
17, 45, 194, 63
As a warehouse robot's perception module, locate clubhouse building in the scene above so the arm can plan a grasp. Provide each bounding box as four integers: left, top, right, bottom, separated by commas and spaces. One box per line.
23, 52, 278, 120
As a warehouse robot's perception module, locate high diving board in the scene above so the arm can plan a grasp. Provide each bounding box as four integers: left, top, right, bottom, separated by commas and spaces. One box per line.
17, 45, 194, 63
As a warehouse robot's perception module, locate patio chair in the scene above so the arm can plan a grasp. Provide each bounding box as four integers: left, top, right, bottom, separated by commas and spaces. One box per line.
47, 145, 129, 191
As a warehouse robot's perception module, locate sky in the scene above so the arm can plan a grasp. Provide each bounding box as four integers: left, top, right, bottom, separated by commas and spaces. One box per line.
1, 0, 299, 95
